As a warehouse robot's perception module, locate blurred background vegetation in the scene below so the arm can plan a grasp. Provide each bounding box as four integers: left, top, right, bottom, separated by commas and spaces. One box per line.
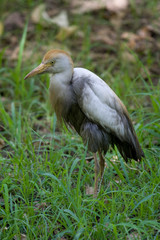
0, 0, 160, 239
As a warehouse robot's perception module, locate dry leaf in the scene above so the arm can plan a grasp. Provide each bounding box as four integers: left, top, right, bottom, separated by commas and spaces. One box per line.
121, 28, 155, 52
70, 0, 127, 21
121, 32, 140, 50
44, 10, 69, 28
121, 32, 138, 41
31, 4, 46, 25
71, 0, 106, 14
137, 26, 152, 39
56, 26, 77, 41
86, 186, 94, 195
106, 0, 129, 12
14, 233, 27, 240
91, 28, 117, 45
32, 5, 69, 28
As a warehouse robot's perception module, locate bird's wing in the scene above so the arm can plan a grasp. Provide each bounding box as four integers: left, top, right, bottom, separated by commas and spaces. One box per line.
72, 68, 133, 142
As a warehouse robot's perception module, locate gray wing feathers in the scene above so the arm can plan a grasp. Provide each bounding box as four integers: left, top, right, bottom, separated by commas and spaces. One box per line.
72, 68, 127, 140
72, 68, 144, 160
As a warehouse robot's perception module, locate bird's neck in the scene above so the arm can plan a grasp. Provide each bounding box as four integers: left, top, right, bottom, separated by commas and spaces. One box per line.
49, 69, 73, 101
50, 68, 73, 86
49, 69, 74, 117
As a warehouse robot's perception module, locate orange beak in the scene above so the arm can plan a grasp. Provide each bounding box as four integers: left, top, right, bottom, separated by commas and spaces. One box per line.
24, 63, 50, 80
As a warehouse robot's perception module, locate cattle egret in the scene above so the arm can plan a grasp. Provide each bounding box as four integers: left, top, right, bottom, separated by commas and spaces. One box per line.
24, 49, 144, 197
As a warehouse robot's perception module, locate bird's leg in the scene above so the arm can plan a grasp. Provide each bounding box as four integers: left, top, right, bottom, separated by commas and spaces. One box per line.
93, 153, 99, 197
98, 151, 105, 181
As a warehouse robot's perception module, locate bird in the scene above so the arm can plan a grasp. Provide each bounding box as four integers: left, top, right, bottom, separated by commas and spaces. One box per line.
24, 49, 144, 197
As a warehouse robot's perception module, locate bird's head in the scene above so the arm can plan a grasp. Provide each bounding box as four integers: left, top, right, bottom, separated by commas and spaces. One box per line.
24, 49, 73, 80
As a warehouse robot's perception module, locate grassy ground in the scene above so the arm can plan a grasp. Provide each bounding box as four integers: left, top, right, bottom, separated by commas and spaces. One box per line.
0, 1, 160, 239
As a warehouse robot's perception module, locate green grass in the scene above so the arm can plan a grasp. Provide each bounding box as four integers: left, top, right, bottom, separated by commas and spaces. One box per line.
0, 2, 160, 239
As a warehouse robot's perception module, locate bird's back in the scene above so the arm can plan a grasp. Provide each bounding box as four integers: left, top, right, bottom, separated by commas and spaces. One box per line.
70, 68, 144, 161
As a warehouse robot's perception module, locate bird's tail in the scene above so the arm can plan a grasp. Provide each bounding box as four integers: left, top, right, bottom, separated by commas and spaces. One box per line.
114, 129, 145, 162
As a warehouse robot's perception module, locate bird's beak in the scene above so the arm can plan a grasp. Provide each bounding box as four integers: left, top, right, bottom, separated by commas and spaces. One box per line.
24, 63, 49, 80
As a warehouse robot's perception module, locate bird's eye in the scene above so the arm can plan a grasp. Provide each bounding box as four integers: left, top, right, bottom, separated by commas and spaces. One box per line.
51, 61, 54, 64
